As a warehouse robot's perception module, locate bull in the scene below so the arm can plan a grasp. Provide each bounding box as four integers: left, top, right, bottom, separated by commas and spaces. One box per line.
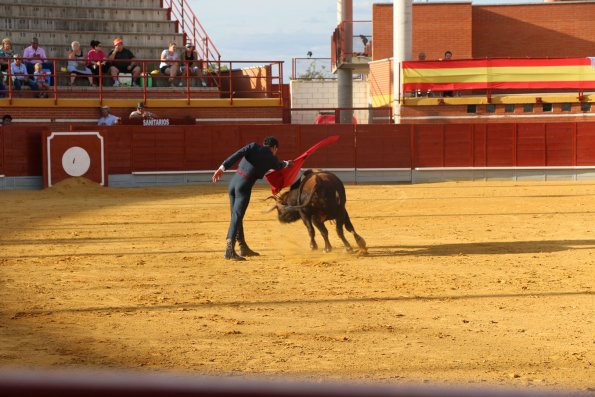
267, 169, 367, 254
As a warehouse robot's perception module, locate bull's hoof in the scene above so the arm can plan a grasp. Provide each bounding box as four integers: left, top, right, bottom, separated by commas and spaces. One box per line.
310, 243, 318, 250
323, 247, 332, 253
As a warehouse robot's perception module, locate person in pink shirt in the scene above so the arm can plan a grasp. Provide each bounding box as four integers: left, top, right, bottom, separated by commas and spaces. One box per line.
22, 37, 53, 85
87, 40, 107, 86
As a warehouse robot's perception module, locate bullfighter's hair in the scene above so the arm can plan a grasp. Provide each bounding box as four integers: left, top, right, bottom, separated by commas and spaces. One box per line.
263, 136, 279, 148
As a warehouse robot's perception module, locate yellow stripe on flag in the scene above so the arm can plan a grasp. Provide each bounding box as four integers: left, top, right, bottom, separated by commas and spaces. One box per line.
403, 65, 595, 84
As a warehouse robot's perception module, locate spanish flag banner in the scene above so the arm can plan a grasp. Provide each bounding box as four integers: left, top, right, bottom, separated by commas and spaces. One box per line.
402, 58, 595, 92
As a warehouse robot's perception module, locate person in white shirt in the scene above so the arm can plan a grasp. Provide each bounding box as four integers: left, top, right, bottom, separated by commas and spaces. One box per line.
159, 42, 182, 87
129, 102, 156, 120
97, 106, 120, 126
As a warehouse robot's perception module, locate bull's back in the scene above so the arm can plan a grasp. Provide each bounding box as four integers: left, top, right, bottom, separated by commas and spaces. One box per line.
301, 171, 347, 217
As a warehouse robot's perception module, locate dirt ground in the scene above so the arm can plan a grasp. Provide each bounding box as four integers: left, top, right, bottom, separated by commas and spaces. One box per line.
0, 178, 593, 393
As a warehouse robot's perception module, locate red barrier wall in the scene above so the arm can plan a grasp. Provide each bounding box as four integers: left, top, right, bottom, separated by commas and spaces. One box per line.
1, 126, 48, 177
3, 123, 595, 179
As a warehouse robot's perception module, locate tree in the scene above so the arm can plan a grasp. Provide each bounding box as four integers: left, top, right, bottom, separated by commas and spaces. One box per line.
298, 60, 328, 80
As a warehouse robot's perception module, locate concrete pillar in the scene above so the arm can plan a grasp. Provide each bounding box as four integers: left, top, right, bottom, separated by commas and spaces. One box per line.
338, 69, 353, 123
337, 0, 354, 124
393, 0, 413, 124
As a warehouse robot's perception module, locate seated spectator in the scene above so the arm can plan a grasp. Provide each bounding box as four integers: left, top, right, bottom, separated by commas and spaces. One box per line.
129, 102, 156, 120
10, 55, 38, 91
441, 50, 454, 97
1, 114, 11, 125
33, 62, 50, 97
181, 42, 206, 86
97, 106, 120, 126
0, 37, 15, 73
87, 40, 107, 86
107, 37, 141, 87
160, 42, 182, 87
23, 37, 54, 85
67, 41, 94, 86
412, 52, 429, 97
0, 78, 5, 98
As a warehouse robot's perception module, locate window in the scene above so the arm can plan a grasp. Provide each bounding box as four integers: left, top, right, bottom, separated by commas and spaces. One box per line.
504, 104, 515, 113
580, 102, 591, 112
542, 103, 553, 112
467, 105, 476, 114
561, 103, 572, 112
486, 104, 496, 113
523, 104, 534, 113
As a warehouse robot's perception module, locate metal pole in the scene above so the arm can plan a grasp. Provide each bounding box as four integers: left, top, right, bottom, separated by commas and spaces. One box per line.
393, 0, 412, 124
338, 0, 353, 124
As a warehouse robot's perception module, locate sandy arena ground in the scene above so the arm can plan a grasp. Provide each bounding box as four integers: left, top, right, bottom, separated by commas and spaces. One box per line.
0, 178, 593, 392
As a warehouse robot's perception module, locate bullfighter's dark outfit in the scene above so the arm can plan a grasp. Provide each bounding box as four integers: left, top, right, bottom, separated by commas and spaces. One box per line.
220, 142, 289, 260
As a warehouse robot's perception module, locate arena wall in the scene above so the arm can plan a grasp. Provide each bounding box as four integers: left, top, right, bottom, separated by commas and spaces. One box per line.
3, 122, 595, 189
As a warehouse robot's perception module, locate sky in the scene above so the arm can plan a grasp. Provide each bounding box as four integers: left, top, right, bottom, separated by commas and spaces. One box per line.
187, 0, 544, 80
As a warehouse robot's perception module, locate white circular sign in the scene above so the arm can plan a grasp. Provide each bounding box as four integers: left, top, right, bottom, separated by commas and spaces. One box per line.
62, 146, 91, 177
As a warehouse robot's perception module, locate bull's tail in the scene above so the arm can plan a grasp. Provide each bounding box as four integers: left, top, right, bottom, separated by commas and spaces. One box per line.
344, 211, 355, 233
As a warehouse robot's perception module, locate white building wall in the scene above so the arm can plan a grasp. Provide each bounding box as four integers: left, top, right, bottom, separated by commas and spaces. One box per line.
290, 80, 370, 124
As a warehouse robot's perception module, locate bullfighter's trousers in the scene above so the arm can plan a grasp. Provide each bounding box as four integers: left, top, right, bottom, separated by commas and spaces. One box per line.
226, 173, 255, 241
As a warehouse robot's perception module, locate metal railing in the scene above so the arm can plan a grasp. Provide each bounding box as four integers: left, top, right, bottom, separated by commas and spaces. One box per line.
162, 0, 221, 72
291, 58, 335, 80
289, 106, 393, 125
332, 20, 372, 67
0, 57, 283, 105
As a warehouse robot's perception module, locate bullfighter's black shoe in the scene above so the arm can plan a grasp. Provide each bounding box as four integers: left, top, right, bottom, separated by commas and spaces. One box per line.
224, 239, 246, 261
238, 241, 260, 257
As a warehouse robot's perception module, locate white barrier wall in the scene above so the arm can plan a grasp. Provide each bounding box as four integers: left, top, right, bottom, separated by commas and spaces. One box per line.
290, 79, 370, 124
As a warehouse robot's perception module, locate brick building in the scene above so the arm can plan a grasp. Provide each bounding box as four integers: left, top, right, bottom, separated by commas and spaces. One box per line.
367, 0, 595, 123
372, 1, 595, 62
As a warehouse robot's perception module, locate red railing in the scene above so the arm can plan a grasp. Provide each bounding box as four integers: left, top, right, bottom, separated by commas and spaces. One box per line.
0, 57, 283, 105
162, 0, 221, 75
333, 20, 372, 67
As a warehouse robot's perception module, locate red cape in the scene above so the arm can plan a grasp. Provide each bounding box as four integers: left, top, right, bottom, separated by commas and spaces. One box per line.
265, 135, 340, 194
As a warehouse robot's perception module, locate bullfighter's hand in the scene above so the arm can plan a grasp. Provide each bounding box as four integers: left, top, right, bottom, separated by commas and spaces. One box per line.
212, 166, 224, 183
286, 160, 294, 168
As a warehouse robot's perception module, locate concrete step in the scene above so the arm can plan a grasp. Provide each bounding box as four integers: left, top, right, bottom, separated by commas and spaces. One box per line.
4, 45, 182, 66
5, 30, 185, 53
2, 0, 161, 8
0, 18, 178, 34
0, 4, 169, 21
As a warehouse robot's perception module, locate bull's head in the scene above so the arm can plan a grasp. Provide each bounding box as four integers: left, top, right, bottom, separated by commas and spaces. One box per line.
263, 191, 301, 223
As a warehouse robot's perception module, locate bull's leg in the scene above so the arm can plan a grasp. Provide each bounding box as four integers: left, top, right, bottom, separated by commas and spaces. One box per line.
300, 213, 318, 250
312, 217, 332, 253
335, 212, 353, 252
344, 211, 367, 253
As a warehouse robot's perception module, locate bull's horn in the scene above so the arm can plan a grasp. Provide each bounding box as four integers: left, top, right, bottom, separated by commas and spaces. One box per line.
261, 204, 278, 214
